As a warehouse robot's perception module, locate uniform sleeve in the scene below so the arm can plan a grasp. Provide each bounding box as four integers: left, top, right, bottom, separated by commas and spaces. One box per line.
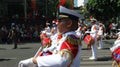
36, 54, 70, 67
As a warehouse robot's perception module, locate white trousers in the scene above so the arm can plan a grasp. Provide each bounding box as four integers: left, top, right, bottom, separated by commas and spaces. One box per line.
98, 37, 103, 48
91, 38, 97, 58
18, 58, 37, 67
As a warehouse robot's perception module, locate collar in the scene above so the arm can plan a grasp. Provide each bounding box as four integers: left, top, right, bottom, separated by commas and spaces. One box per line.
62, 31, 76, 37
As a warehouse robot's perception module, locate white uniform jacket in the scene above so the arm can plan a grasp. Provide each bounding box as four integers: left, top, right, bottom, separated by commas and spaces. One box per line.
36, 31, 82, 67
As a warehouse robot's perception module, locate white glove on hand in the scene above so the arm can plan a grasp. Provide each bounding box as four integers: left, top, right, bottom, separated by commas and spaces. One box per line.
18, 58, 36, 67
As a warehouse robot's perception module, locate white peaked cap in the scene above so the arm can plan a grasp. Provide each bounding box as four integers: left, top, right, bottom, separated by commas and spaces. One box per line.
59, 6, 84, 19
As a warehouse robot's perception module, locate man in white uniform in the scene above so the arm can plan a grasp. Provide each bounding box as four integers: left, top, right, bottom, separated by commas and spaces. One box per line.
110, 32, 120, 52
18, 6, 83, 67
89, 19, 98, 60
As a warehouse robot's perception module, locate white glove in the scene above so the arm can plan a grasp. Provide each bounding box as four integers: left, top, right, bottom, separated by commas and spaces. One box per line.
18, 58, 36, 67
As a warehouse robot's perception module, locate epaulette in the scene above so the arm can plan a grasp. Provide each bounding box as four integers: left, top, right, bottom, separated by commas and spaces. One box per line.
66, 35, 81, 45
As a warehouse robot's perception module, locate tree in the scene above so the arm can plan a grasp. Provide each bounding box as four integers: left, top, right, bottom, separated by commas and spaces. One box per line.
86, 0, 120, 21
36, 0, 73, 21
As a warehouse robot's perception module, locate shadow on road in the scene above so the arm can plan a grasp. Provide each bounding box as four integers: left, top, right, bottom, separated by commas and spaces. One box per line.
102, 48, 110, 50
97, 56, 112, 61
0, 58, 12, 62
82, 48, 91, 50
18, 47, 32, 49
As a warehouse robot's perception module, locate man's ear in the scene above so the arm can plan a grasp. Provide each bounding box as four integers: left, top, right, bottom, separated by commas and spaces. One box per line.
67, 20, 72, 27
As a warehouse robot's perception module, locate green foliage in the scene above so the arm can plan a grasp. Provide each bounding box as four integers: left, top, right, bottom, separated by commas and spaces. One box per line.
118, 0, 120, 6
87, 0, 97, 7
86, 0, 120, 21
36, 0, 73, 19
39, 0, 59, 19
63, 0, 71, 8
47, 0, 59, 18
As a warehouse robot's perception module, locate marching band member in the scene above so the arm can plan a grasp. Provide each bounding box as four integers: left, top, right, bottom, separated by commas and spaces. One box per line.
76, 22, 83, 39
97, 21, 105, 49
50, 22, 58, 39
18, 6, 83, 67
110, 32, 120, 52
44, 22, 51, 37
89, 19, 99, 60
39, 31, 51, 48
110, 32, 120, 67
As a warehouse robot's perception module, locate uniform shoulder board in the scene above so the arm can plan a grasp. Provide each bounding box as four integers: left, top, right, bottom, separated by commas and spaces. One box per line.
66, 35, 81, 45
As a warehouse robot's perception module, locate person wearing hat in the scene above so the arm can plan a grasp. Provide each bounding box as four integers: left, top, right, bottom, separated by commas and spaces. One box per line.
39, 31, 51, 48
44, 22, 51, 37
89, 18, 99, 60
18, 6, 83, 67
50, 22, 58, 38
110, 32, 120, 52
110, 32, 120, 67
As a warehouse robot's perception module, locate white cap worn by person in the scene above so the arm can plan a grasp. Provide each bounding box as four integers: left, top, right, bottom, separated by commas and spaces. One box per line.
59, 6, 84, 20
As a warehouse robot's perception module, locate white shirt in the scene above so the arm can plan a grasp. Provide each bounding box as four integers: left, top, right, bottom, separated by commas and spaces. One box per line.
98, 26, 103, 36
90, 24, 98, 38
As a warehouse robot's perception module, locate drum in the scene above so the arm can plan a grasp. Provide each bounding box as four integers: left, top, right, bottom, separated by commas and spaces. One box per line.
83, 34, 95, 48
41, 38, 51, 48
112, 47, 120, 62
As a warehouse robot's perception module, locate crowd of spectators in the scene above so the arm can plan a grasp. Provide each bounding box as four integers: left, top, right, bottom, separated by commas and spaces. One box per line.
0, 19, 120, 44
0, 22, 45, 44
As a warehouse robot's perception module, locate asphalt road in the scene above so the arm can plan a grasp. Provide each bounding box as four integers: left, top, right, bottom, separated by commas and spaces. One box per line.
0, 39, 115, 67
